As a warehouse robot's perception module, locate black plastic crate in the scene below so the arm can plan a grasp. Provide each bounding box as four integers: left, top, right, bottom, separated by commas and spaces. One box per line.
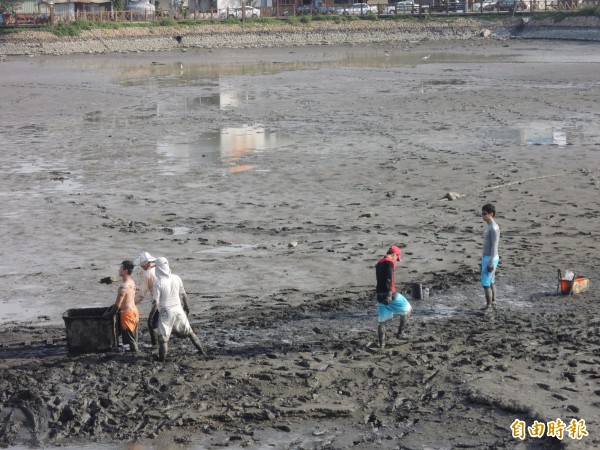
63, 307, 119, 353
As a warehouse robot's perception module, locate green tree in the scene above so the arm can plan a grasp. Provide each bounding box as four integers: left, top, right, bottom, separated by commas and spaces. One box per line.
112, 0, 125, 11
0, 0, 22, 13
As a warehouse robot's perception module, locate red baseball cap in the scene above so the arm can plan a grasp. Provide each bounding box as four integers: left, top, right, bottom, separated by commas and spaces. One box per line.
389, 246, 402, 261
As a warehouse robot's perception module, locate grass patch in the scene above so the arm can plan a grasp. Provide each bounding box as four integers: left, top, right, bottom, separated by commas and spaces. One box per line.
218, 16, 276, 25
237, 17, 279, 27
333, 15, 350, 23
577, 5, 600, 17
531, 6, 600, 22
40, 19, 150, 36
386, 14, 426, 22
311, 14, 329, 21
252, 17, 279, 24
360, 12, 379, 20
286, 15, 313, 25
150, 17, 179, 26
0, 27, 21, 35
221, 17, 241, 24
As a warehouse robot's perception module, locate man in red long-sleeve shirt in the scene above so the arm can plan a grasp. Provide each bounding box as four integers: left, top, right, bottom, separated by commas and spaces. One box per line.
375, 245, 412, 349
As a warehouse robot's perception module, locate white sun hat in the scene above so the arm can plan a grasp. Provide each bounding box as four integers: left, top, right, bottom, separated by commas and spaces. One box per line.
133, 251, 156, 266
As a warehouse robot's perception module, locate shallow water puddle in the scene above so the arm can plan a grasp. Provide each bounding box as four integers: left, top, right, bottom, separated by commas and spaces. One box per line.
157, 124, 279, 173
495, 124, 571, 146
112, 51, 512, 87
159, 226, 191, 235
198, 243, 259, 254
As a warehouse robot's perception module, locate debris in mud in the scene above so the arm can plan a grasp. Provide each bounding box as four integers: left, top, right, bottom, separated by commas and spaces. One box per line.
441, 191, 465, 201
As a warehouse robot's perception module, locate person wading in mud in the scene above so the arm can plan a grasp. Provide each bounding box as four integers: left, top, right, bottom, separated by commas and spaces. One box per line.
112, 260, 139, 352
375, 246, 412, 349
481, 203, 500, 312
149, 257, 206, 362
133, 251, 158, 346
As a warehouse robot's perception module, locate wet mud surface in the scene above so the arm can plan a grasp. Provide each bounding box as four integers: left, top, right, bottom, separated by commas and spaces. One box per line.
1, 40, 600, 448
1, 286, 599, 449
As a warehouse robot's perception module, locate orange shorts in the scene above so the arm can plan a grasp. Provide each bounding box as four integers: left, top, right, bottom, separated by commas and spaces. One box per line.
120, 309, 139, 333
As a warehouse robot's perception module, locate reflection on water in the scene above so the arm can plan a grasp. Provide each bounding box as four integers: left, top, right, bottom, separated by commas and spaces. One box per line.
186, 94, 220, 108
423, 79, 467, 86
110, 50, 513, 88
153, 91, 257, 117
515, 127, 568, 146
494, 124, 573, 146
199, 243, 259, 254
53, 178, 83, 191
93, 50, 515, 124
157, 125, 279, 173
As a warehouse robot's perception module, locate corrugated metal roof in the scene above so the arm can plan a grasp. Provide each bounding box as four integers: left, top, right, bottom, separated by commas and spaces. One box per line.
38, 0, 71, 4
38, 0, 109, 3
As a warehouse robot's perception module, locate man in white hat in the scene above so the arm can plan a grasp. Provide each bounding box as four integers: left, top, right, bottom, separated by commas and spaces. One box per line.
149, 257, 206, 362
133, 251, 158, 345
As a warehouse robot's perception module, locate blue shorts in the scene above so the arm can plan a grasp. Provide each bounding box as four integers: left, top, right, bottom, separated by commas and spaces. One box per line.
377, 292, 412, 323
481, 256, 499, 287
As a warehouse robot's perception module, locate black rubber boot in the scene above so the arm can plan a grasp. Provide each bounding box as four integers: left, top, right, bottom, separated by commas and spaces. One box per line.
158, 342, 168, 362
148, 310, 159, 347
396, 311, 411, 338
149, 328, 157, 347
122, 329, 138, 353
377, 324, 386, 349
189, 332, 206, 356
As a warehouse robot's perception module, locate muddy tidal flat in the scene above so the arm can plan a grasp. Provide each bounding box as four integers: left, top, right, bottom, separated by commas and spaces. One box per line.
1, 40, 600, 449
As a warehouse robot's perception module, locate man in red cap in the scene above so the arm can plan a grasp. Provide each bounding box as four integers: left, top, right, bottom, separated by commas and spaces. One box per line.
375, 245, 412, 349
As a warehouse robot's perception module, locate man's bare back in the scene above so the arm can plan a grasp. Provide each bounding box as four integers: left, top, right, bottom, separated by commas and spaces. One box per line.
116, 268, 137, 312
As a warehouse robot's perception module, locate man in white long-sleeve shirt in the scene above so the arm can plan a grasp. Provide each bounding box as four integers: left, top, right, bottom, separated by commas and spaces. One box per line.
133, 251, 158, 345
133, 251, 156, 305
481, 203, 500, 312
149, 257, 206, 362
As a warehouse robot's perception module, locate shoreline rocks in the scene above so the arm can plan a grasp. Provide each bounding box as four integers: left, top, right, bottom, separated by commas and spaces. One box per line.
1, 17, 599, 56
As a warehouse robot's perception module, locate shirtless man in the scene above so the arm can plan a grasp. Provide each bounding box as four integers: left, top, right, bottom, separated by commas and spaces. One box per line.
113, 260, 139, 352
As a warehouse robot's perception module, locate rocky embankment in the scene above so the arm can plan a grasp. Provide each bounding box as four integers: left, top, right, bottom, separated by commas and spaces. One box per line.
517, 15, 600, 40
0, 18, 512, 56
1, 16, 599, 56
2, 14, 600, 56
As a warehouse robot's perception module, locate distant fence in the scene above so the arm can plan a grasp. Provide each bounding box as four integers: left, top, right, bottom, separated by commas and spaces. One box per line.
0, 9, 222, 25
2, 0, 599, 27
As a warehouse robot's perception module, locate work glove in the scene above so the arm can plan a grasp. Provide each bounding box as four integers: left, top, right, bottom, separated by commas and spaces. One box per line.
148, 307, 158, 330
